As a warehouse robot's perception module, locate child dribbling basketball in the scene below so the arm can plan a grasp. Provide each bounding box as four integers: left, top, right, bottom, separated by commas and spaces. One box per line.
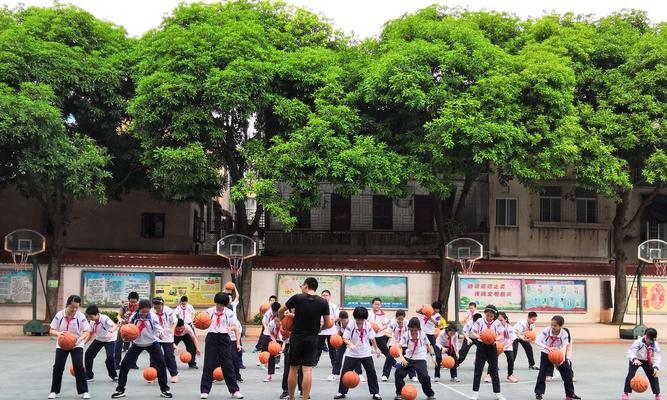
470, 304, 506, 400
494, 312, 518, 383
534, 315, 577, 400
85, 305, 118, 382
622, 327, 662, 400
388, 310, 415, 381
394, 317, 437, 400
436, 323, 460, 382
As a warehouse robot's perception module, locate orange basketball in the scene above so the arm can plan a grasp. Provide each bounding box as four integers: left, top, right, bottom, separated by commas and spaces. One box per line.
180, 351, 192, 364
495, 341, 505, 355
390, 344, 402, 358
120, 324, 140, 341
370, 322, 380, 333
401, 384, 418, 400
193, 312, 212, 330
548, 349, 565, 365
58, 332, 77, 350
225, 281, 235, 291
280, 327, 291, 339
434, 328, 441, 338
329, 334, 344, 348
268, 341, 282, 356
479, 329, 496, 345
259, 303, 270, 314
281, 315, 294, 331
143, 367, 158, 381
342, 371, 360, 388
630, 375, 649, 393
213, 367, 224, 381
421, 305, 434, 318
524, 331, 537, 342
441, 355, 456, 369
259, 351, 271, 364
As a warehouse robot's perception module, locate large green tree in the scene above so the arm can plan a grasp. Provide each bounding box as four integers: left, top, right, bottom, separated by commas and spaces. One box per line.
0, 5, 136, 318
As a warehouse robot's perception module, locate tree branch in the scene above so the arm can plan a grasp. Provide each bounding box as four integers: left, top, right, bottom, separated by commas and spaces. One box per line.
453, 173, 477, 221
622, 183, 666, 230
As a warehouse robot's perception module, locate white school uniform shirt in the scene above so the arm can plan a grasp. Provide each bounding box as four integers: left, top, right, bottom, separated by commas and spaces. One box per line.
400, 330, 430, 361
129, 312, 164, 347
343, 321, 375, 358
463, 319, 475, 336
262, 309, 275, 335
536, 327, 569, 354
268, 319, 283, 342
152, 306, 176, 343
628, 337, 662, 370
175, 303, 195, 325
319, 302, 340, 336
228, 300, 242, 341
514, 319, 535, 335
50, 310, 91, 349
368, 309, 388, 338
92, 314, 117, 343
465, 309, 476, 321
473, 318, 505, 339
419, 313, 437, 335
436, 331, 459, 354
499, 322, 516, 350
387, 319, 407, 345
206, 306, 238, 335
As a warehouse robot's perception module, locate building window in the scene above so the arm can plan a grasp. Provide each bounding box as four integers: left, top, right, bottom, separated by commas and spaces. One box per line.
575, 188, 597, 223
540, 187, 562, 222
291, 207, 311, 229
414, 195, 434, 232
372, 195, 393, 230
141, 213, 165, 238
495, 198, 517, 227
206, 202, 222, 233
330, 194, 351, 231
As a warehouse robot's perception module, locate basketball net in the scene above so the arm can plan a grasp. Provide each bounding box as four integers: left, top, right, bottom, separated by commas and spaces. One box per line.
459, 258, 476, 274
654, 259, 667, 277
229, 257, 244, 278
11, 251, 29, 271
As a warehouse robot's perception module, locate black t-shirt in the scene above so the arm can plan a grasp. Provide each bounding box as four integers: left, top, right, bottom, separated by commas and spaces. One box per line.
285, 293, 330, 335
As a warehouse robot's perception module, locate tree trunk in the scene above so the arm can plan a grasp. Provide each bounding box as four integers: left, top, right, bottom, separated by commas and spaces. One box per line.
433, 196, 453, 314
611, 191, 631, 324
45, 212, 68, 321
240, 259, 253, 324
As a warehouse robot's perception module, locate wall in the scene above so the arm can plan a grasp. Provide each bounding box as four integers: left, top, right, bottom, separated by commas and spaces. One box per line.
0, 264, 49, 321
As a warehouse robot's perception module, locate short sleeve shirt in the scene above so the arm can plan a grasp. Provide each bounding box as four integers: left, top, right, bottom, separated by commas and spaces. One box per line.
343, 321, 375, 358
285, 293, 330, 336
92, 314, 117, 343
50, 310, 91, 349
400, 330, 429, 360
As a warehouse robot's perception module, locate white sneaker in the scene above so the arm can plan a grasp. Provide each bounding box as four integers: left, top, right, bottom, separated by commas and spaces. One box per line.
451, 377, 461, 383
433, 377, 439, 382
360, 375, 366, 382
82, 394, 91, 400
327, 374, 336, 381
232, 392, 244, 399
256, 362, 261, 367
170, 376, 178, 383
263, 375, 273, 382
381, 376, 388, 382
200, 394, 208, 399
412, 376, 419, 382
276, 364, 281, 369
471, 392, 479, 400
48, 394, 59, 400
495, 394, 506, 400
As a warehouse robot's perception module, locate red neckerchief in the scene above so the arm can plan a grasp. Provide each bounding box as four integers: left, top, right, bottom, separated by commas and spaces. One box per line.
548, 330, 560, 347
448, 335, 453, 352
156, 312, 164, 325
216, 311, 224, 328
357, 325, 366, 342
137, 319, 146, 334
397, 321, 404, 338
503, 324, 508, 339
423, 314, 430, 325
644, 339, 653, 364
410, 332, 420, 356
64, 315, 74, 331
93, 321, 100, 334
128, 303, 138, 313
373, 310, 384, 322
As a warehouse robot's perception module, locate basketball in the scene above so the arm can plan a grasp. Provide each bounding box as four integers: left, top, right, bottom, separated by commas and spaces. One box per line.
441, 355, 456, 369
329, 334, 344, 348
495, 341, 504, 355
193, 312, 212, 330
268, 341, 282, 356
630, 375, 649, 393
259, 303, 270, 314
259, 351, 271, 364
421, 304, 434, 318
179, 351, 192, 364
69, 365, 75, 376
389, 344, 402, 358
143, 367, 158, 381
58, 332, 77, 350
213, 367, 224, 381
281, 315, 294, 331
120, 324, 140, 341
434, 328, 441, 338
342, 371, 360, 389
280, 327, 291, 339
370, 322, 380, 333
524, 331, 537, 341
224, 281, 235, 291
401, 384, 418, 400
548, 349, 565, 365
479, 329, 496, 345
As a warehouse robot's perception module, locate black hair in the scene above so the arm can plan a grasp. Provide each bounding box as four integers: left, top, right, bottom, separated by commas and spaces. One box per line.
372, 297, 382, 304
352, 306, 368, 320
469, 302, 477, 307
138, 299, 151, 310
66, 295, 82, 305
128, 292, 139, 300
180, 296, 188, 302
85, 305, 99, 315
472, 313, 483, 322
445, 323, 457, 333
176, 318, 185, 328
395, 310, 406, 318
304, 277, 318, 291
407, 317, 421, 329
528, 311, 538, 319
646, 328, 658, 340
269, 295, 278, 301
214, 291, 230, 306
431, 301, 442, 310
551, 315, 565, 326
322, 289, 331, 295
338, 310, 349, 319
271, 302, 281, 312
498, 311, 509, 324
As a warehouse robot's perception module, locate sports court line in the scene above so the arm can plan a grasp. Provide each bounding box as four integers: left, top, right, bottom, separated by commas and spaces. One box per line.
437, 382, 474, 399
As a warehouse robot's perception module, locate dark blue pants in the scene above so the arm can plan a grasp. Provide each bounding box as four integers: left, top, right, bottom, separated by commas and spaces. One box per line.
332, 343, 363, 376
231, 340, 241, 380
395, 359, 435, 397
316, 334, 338, 372
264, 339, 283, 375
457, 339, 477, 366
114, 334, 138, 368
174, 334, 197, 367
473, 342, 500, 393
200, 333, 239, 394
535, 352, 575, 397
426, 334, 442, 378
337, 356, 379, 395
513, 338, 536, 367
282, 343, 303, 392
51, 347, 88, 394
117, 342, 169, 392
85, 340, 117, 380
150, 342, 178, 377
624, 360, 660, 394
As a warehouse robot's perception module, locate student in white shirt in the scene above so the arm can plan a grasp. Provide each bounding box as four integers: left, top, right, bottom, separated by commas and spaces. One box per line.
84, 305, 118, 382
174, 318, 201, 369
331, 310, 363, 380
457, 313, 482, 367
463, 302, 478, 323
494, 312, 518, 383
112, 299, 172, 399
255, 295, 278, 352
437, 324, 460, 382
470, 304, 506, 400
224, 284, 244, 381
317, 289, 340, 380
388, 310, 415, 381
175, 295, 195, 328
417, 301, 444, 381
513, 311, 538, 369
368, 297, 392, 383
264, 310, 284, 382
534, 315, 577, 400
48, 295, 92, 400
395, 317, 437, 400
334, 307, 382, 400
150, 297, 179, 383
622, 327, 662, 399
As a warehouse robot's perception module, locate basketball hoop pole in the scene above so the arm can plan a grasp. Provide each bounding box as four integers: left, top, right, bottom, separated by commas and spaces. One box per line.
452, 261, 462, 332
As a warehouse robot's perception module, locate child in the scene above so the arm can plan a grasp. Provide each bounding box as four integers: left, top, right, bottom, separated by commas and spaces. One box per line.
112, 299, 172, 398
437, 323, 460, 383
173, 318, 201, 369
394, 317, 437, 400
48, 295, 92, 400
457, 313, 482, 367
493, 312, 517, 383
258, 298, 279, 366
225, 284, 244, 381
513, 311, 538, 370
544, 327, 578, 385
534, 315, 576, 400
464, 302, 477, 323
175, 295, 195, 330
115, 291, 140, 369
470, 304, 506, 400
199, 292, 243, 399
332, 310, 363, 381
334, 306, 382, 400
622, 327, 662, 400
150, 297, 179, 383
279, 311, 304, 400
318, 289, 340, 378
255, 295, 277, 352
418, 301, 444, 381
369, 297, 392, 383
264, 304, 283, 382
85, 305, 118, 382
388, 310, 415, 381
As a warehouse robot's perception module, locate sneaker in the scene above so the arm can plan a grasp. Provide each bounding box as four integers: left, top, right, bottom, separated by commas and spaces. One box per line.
111, 391, 126, 399
239, 365, 246, 369
372, 395, 382, 400
571, 396, 582, 400
47, 394, 59, 399
546, 376, 553, 382
237, 377, 244, 383
328, 374, 337, 381
529, 365, 539, 370
257, 362, 261, 367
147, 380, 155, 384
276, 364, 281, 369
381, 376, 388, 382
507, 375, 518, 383
656, 395, 664, 400
200, 394, 209, 399
87, 378, 94, 382
190, 365, 199, 369
82, 393, 91, 399
360, 375, 366, 382
160, 391, 173, 399
535, 395, 543, 400
264, 375, 273, 382
451, 377, 461, 383
496, 394, 507, 400
620, 394, 629, 400
484, 374, 492, 383
170, 376, 178, 383
280, 391, 289, 399
472, 392, 479, 400
111, 377, 118, 382
232, 392, 244, 399
434, 377, 440, 382
394, 396, 402, 400
427, 397, 436, 400
412, 376, 419, 382
333, 394, 346, 399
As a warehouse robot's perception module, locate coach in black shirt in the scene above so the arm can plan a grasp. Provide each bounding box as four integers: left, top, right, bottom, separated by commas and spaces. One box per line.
279, 277, 332, 400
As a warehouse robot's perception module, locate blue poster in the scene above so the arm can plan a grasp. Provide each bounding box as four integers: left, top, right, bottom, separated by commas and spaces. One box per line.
523, 279, 587, 312
343, 276, 407, 308
82, 271, 152, 306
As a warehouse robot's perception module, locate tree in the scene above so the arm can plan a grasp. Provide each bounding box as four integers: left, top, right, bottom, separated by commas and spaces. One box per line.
0, 5, 135, 319
355, 6, 581, 312
525, 12, 666, 323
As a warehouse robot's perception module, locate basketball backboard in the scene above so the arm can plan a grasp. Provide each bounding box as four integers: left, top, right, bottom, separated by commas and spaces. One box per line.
638, 239, 667, 264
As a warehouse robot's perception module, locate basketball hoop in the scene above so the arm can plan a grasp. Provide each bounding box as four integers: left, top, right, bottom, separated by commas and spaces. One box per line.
654, 259, 667, 277
459, 258, 477, 275
445, 237, 483, 275
229, 256, 244, 278
4, 229, 46, 272
217, 234, 256, 279
638, 240, 667, 277
11, 251, 30, 271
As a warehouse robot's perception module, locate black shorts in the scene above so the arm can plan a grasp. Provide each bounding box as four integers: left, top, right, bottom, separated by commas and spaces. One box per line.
289, 334, 319, 367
